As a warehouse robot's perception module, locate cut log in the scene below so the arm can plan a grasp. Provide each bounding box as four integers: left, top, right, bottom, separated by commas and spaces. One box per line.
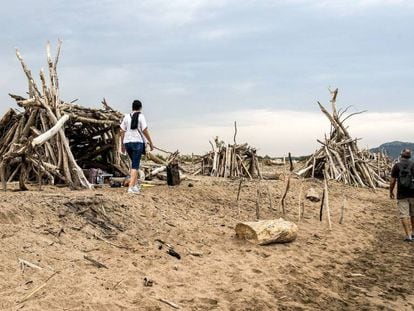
235, 218, 298, 245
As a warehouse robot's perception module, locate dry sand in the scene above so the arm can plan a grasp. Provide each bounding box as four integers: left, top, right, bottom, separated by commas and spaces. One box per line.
1, 175, 413, 310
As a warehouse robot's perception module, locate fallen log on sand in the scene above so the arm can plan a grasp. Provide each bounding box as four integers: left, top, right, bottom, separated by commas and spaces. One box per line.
235, 218, 298, 245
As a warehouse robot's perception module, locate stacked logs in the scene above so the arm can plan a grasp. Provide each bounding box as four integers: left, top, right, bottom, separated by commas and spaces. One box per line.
360, 149, 393, 182
61, 99, 129, 175
197, 137, 262, 179
296, 89, 390, 189
0, 41, 129, 190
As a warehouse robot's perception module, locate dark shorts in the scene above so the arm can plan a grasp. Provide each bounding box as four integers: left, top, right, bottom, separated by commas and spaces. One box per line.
125, 142, 144, 169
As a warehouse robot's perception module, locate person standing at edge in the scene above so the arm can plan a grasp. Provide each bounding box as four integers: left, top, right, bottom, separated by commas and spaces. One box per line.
120, 99, 154, 194
390, 148, 414, 242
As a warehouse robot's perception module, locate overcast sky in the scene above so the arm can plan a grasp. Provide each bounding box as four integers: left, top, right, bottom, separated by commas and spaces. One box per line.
0, 0, 413, 156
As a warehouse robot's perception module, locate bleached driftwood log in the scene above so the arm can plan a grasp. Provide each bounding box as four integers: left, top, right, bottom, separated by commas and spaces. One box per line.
31, 114, 69, 147
235, 218, 298, 245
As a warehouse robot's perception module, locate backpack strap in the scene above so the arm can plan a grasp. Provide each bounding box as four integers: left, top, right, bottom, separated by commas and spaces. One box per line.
130, 112, 146, 143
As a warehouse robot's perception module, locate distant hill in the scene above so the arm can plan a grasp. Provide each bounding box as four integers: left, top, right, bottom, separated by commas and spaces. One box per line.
370, 141, 414, 159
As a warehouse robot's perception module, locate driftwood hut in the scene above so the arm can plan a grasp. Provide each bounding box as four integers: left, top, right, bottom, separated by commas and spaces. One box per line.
296, 89, 391, 189
196, 135, 262, 179
0, 41, 129, 190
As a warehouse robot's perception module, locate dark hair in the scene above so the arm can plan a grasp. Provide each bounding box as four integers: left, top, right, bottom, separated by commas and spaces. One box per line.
132, 100, 142, 111
401, 148, 411, 159
130, 100, 142, 130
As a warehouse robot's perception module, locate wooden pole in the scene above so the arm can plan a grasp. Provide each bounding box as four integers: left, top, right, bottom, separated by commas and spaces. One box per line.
256, 181, 261, 220
339, 195, 346, 224
288, 152, 294, 172
323, 169, 332, 230
298, 180, 304, 222
233, 121, 237, 145
280, 173, 291, 215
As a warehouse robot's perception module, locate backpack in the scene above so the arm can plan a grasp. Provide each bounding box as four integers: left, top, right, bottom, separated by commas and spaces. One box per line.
398, 161, 414, 189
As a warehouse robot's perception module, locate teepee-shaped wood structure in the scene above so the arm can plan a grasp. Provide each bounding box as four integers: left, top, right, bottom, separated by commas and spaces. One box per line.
0, 41, 129, 190
296, 89, 390, 189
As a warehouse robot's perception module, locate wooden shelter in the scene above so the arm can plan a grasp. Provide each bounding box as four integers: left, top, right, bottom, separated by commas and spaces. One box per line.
0, 41, 129, 190
197, 136, 262, 179
296, 89, 391, 189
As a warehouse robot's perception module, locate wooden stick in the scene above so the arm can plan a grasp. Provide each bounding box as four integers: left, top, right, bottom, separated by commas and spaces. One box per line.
236, 178, 243, 201
298, 181, 304, 222
288, 152, 294, 172
18, 271, 58, 303
323, 169, 332, 230
319, 187, 325, 222
256, 182, 261, 220
233, 121, 237, 145
311, 152, 316, 178
279, 173, 291, 214
18, 258, 43, 271
157, 298, 180, 309
300, 190, 305, 221
339, 195, 346, 224
94, 233, 130, 250
7, 163, 22, 183
84, 255, 108, 269
266, 185, 274, 211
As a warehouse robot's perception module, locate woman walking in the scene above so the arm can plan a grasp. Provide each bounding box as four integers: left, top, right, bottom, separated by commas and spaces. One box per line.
120, 99, 154, 194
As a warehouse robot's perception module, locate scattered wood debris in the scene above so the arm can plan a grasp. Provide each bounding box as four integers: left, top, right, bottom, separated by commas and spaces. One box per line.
155, 239, 181, 260
84, 255, 108, 269
157, 297, 180, 309
18, 258, 43, 272
18, 271, 59, 303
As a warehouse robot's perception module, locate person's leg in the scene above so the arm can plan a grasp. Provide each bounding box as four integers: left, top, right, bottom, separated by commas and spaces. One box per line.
398, 199, 412, 241
401, 217, 411, 238
409, 198, 414, 237
133, 143, 145, 187
126, 143, 140, 192
129, 169, 138, 188
411, 216, 414, 237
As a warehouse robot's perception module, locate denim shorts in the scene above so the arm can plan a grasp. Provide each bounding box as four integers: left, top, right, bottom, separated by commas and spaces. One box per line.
125, 142, 144, 169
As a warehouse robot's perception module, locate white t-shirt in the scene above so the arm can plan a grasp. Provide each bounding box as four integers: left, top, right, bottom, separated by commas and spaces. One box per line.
120, 113, 148, 144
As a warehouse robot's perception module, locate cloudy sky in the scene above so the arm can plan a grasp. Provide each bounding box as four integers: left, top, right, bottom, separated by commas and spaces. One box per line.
0, 0, 413, 156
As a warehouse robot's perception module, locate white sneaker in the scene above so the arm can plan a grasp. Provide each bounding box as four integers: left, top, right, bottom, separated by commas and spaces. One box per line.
127, 185, 140, 194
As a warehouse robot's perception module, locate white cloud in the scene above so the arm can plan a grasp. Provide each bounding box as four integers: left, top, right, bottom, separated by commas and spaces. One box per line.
102, 0, 227, 29
284, 0, 414, 11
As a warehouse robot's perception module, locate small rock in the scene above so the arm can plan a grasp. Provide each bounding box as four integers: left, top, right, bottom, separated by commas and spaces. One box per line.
306, 188, 320, 202
188, 250, 203, 257
58, 208, 67, 218
143, 277, 153, 287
